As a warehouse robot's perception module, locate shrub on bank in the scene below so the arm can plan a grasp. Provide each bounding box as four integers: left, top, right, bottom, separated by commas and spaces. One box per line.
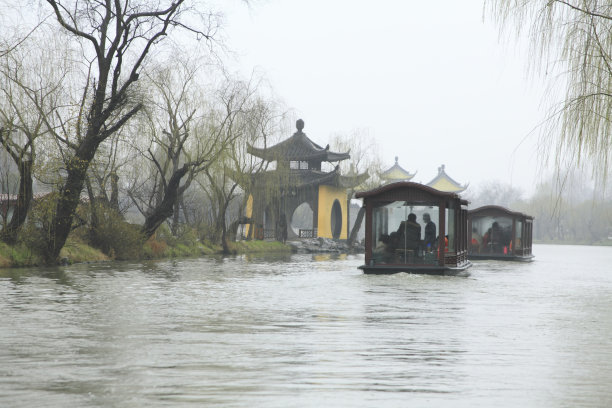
0, 242, 42, 267
59, 238, 109, 264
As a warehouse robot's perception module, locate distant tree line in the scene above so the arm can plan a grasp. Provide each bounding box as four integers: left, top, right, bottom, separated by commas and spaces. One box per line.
465, 171, 612, 244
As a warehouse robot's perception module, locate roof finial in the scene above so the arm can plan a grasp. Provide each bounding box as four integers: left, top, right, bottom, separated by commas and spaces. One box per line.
395, 156, 398, 164
296, 119, 304, 132
439, 164, 445, 174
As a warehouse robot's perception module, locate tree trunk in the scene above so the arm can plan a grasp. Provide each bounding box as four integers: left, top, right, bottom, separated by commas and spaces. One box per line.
110, 172, 119, 211
219, 194, 233, 254
46, 140, 99, 263
348, 206, 365, 247
171, 200, 180, 235
0, 159, 33, 245
141, 164, 190, 240
85, 176, 100, 247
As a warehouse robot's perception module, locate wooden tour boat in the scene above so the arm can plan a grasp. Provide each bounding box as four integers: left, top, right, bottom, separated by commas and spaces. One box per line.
355, 182, 472, 275
467, 205, 534, 262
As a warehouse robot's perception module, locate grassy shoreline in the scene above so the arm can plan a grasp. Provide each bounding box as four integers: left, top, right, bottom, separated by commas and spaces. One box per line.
0, 238, 293, 268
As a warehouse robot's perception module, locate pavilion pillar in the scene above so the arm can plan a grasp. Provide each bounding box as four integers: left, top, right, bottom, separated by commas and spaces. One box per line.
438, 200, 446, 266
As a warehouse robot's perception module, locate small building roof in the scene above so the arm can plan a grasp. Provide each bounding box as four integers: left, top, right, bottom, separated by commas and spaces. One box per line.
247, 119, 350, 163
380, 156, 416, 183
425, 164, 468, 193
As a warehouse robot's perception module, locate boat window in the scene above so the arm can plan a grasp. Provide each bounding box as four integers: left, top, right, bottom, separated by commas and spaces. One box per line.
446, 206, 455, 252
515, 220, 523, 249
470, 215, 513, 255
371, 201, 440, 266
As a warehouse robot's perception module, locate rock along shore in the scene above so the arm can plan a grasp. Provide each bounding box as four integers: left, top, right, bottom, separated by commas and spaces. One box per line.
286, 238, 364, 254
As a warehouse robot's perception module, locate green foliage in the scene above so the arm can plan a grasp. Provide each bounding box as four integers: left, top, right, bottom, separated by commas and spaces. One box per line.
18, 192, 58, 258
141, 223, 219, 258
0, 241, 43, 267
155, 224, 200, 248
59, 237, 108, 263
85, 203, 145, 260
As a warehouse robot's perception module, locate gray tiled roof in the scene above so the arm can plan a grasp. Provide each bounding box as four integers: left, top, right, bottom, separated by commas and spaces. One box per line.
247, 130, 350, 163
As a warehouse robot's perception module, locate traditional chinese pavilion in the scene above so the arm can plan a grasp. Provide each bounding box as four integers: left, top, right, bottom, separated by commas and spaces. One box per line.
380, 156, 416, 184
426, 164, 468, 193
242, 119, 368, 241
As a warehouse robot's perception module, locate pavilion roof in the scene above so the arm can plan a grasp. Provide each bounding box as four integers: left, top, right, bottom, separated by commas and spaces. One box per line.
425, 164, 468, 193
247, 119, 350, 163
380, 156, 416, 183
245, 167, 369, 190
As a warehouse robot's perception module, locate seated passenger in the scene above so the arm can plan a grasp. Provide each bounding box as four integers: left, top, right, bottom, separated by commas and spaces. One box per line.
471, 227, 482, 253
490, 222, 503, 253
396, 213, 421, 251
373, 233, 394, 263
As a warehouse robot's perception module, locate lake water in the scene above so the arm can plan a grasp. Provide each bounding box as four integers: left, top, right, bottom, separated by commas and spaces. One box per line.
1, 244, 611, 407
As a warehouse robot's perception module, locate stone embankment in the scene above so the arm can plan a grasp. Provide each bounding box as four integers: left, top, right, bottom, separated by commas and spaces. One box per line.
287, 237, 364, 254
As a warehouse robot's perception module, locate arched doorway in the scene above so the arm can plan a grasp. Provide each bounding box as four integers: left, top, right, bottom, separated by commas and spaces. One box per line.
291, 202, 314, 237
263, 206, 274, 239
330, 199, 342, 239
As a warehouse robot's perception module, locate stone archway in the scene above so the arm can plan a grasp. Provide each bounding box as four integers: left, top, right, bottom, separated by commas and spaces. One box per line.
291, 202, 314, 238
330, 199, 342, 239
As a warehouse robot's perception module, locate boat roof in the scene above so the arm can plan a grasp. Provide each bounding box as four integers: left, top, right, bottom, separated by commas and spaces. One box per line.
356, 181, 468, 205
468, 205, 534, 220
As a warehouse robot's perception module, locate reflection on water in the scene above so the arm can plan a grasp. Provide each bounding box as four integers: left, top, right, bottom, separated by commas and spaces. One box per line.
1, 245, 612, 407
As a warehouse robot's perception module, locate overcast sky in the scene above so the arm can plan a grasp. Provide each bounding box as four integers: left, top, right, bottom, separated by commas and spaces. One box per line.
219, 0, 550, 196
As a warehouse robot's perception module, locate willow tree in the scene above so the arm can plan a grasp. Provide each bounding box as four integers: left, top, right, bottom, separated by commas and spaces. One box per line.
126, 61, 262, 240
487, 1, 612, 181
330, 129, 379, 245
201, 89, 283, 252
38, 0, 217, 262
0, 34, 64, 244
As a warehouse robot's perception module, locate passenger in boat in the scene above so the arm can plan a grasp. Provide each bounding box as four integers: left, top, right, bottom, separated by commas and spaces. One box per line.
373, 233, 394, 263
422, 213, 436, 251
488, 222, 503, 253
471, 227, 482, 253
396, 213, 421, 251
436, 235, 449, 256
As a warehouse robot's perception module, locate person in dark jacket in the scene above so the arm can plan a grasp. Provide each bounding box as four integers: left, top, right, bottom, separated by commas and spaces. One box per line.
423, 213, 436, 251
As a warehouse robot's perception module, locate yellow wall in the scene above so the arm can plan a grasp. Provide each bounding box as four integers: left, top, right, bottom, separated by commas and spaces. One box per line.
245, 194, 253, 236
429, 178, 464, 193
245, 194, 253, 218
317, 185, 348, 239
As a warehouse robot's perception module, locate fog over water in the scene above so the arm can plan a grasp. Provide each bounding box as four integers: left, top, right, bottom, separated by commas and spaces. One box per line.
219, 0, 548, 193
1, 244, 611, 407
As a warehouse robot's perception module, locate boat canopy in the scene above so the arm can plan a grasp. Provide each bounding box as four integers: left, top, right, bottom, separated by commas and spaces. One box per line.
468, 205, 534, 261
356, 182, 471, 274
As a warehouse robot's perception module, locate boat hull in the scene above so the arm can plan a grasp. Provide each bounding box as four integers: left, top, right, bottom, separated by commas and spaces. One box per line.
468, 254, 534, 262
359, 261, 472, 276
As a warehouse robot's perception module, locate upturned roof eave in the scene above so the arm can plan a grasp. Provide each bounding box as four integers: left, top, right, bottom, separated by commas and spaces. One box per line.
247, 132, 350, 163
